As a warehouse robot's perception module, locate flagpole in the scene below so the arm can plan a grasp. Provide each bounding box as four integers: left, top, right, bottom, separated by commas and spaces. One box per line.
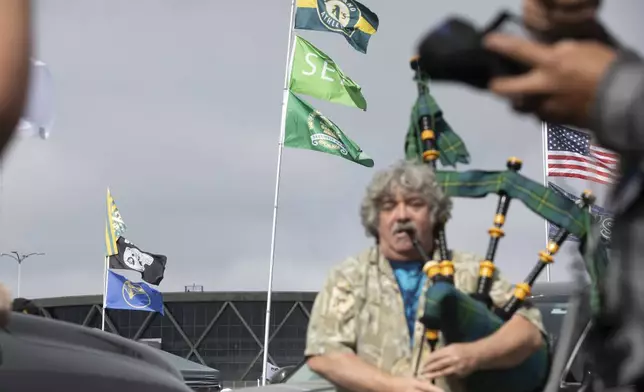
541, 121, 551, 282
261, 0, 297, 385
101, 255, 108, 331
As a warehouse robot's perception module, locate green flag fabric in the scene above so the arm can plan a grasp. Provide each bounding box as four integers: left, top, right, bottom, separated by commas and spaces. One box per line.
294, 0, 379, 54
289, 35, 367, 110
405, 83, 470, 168
284, 91, 374, 167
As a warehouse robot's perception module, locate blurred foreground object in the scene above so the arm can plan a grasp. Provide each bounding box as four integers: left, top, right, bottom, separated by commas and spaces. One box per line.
522, 0, 616, 45
483, 34, 617, 129
414, 11, 531, 90
0, 0, 32, 156
0, 283, 10, 327
413, 7, 616, 92
15, 58, 54, 140
0, 312, 193, 391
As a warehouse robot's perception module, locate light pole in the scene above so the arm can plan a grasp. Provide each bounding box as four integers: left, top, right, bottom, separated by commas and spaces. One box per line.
1, 251, 45, 297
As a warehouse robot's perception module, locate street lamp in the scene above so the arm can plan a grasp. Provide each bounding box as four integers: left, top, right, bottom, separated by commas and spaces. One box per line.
1, 251, 45, 297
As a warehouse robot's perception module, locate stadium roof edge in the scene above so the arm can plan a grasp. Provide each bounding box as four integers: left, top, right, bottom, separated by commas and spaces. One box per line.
31, 291, 318, 307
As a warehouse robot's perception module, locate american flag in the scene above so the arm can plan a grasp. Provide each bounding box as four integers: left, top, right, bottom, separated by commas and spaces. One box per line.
547, 124, 619, 185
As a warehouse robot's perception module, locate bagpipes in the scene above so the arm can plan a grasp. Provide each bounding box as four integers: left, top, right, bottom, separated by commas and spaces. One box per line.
405, 57, 609, 392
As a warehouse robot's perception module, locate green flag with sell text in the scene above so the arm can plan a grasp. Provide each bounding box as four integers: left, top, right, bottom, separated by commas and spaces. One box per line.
284, 91, 373, 167
289, 35, 367, 110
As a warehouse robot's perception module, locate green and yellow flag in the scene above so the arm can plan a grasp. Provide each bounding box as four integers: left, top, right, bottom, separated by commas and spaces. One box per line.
294, 0, 379, 54
105, 188, 127, 256
284, 91, 373, 167
289, 35, 367, 110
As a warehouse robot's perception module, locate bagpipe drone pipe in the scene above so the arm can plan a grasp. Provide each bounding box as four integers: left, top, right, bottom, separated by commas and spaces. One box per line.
405, 58, 610, 392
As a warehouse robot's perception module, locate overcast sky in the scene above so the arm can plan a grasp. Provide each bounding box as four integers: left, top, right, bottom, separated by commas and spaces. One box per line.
0, 0, 642, 299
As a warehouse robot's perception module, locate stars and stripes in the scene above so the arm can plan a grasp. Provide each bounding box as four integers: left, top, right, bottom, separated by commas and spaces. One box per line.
547, 124, 619, 185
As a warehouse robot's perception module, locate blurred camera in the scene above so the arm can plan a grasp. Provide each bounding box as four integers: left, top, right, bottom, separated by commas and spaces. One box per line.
413, 11, 532, 89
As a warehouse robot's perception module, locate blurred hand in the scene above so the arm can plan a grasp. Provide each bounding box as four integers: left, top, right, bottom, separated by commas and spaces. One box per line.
523, 0, 600, 33
483, 33, 617, 128
421, 343, 481, 380
522, 0, 607, 45
387, 376, 445, 392
0, 282, 11, 327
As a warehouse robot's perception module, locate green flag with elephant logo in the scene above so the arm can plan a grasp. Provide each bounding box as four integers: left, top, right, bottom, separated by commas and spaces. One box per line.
284, 91, 373, 167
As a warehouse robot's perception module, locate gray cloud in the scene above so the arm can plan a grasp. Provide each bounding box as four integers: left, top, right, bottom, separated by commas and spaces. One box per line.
0, 0, 642, 298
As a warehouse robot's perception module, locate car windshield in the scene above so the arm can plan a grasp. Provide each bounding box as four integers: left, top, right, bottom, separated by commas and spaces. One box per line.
284, 362, 324, 384
532, 297, 571, 348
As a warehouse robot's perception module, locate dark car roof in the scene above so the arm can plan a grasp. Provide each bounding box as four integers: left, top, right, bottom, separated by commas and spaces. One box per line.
0, 312, 192, 392
530, 281, 584, 299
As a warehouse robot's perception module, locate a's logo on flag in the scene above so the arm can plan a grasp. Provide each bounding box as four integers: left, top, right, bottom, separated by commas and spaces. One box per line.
295, 0, 378, 54
106, 270, 164, 314
317, 0, 361, 34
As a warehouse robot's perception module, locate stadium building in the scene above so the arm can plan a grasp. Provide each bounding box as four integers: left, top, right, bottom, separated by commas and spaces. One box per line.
33, 289, 316, 388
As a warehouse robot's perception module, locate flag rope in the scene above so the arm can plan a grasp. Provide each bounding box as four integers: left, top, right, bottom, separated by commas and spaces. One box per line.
261, 0, 297, 385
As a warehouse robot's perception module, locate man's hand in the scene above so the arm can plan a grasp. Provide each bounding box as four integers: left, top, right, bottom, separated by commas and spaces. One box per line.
483, 33, 617, 128
523, 0, 600, 37
421, 343, 481, 380
0, 283, 11, 327
387, 376, 444, 392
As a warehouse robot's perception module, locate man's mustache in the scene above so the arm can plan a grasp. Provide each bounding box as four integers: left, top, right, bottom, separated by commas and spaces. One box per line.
392, 221, 417, 235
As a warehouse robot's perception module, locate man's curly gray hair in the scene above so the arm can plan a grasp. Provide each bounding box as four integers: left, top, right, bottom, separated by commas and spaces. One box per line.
360, 160, 452, 238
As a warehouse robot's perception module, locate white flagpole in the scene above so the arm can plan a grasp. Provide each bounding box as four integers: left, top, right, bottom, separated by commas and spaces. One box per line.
261, 0, 297, 385
541, 121, 551, 282
101, 255, 108, 331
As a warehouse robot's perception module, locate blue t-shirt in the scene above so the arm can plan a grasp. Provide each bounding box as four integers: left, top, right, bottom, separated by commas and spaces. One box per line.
389, 260, 426, 346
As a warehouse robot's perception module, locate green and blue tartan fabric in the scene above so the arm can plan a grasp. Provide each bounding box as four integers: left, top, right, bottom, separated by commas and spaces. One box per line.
577, 213, 611, 314
420, 281, 549, 392
404, 82, 470, 168
435, 168, 610, 315
436, 170, 588, 237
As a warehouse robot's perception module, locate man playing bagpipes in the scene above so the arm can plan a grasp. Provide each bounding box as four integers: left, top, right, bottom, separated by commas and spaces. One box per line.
302, 52, 611, 392
304, 159, 547, 392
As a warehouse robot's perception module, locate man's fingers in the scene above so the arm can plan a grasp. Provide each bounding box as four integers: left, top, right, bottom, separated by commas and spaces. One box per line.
488, 70, 554, 96
483, 33, 553, 66
0, 283, 10, 310
423, 366, 457, 381
423, 356, 453, 373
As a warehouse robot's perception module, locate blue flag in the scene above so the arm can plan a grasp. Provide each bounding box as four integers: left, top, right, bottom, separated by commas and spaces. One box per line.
105, 270, 164, 314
